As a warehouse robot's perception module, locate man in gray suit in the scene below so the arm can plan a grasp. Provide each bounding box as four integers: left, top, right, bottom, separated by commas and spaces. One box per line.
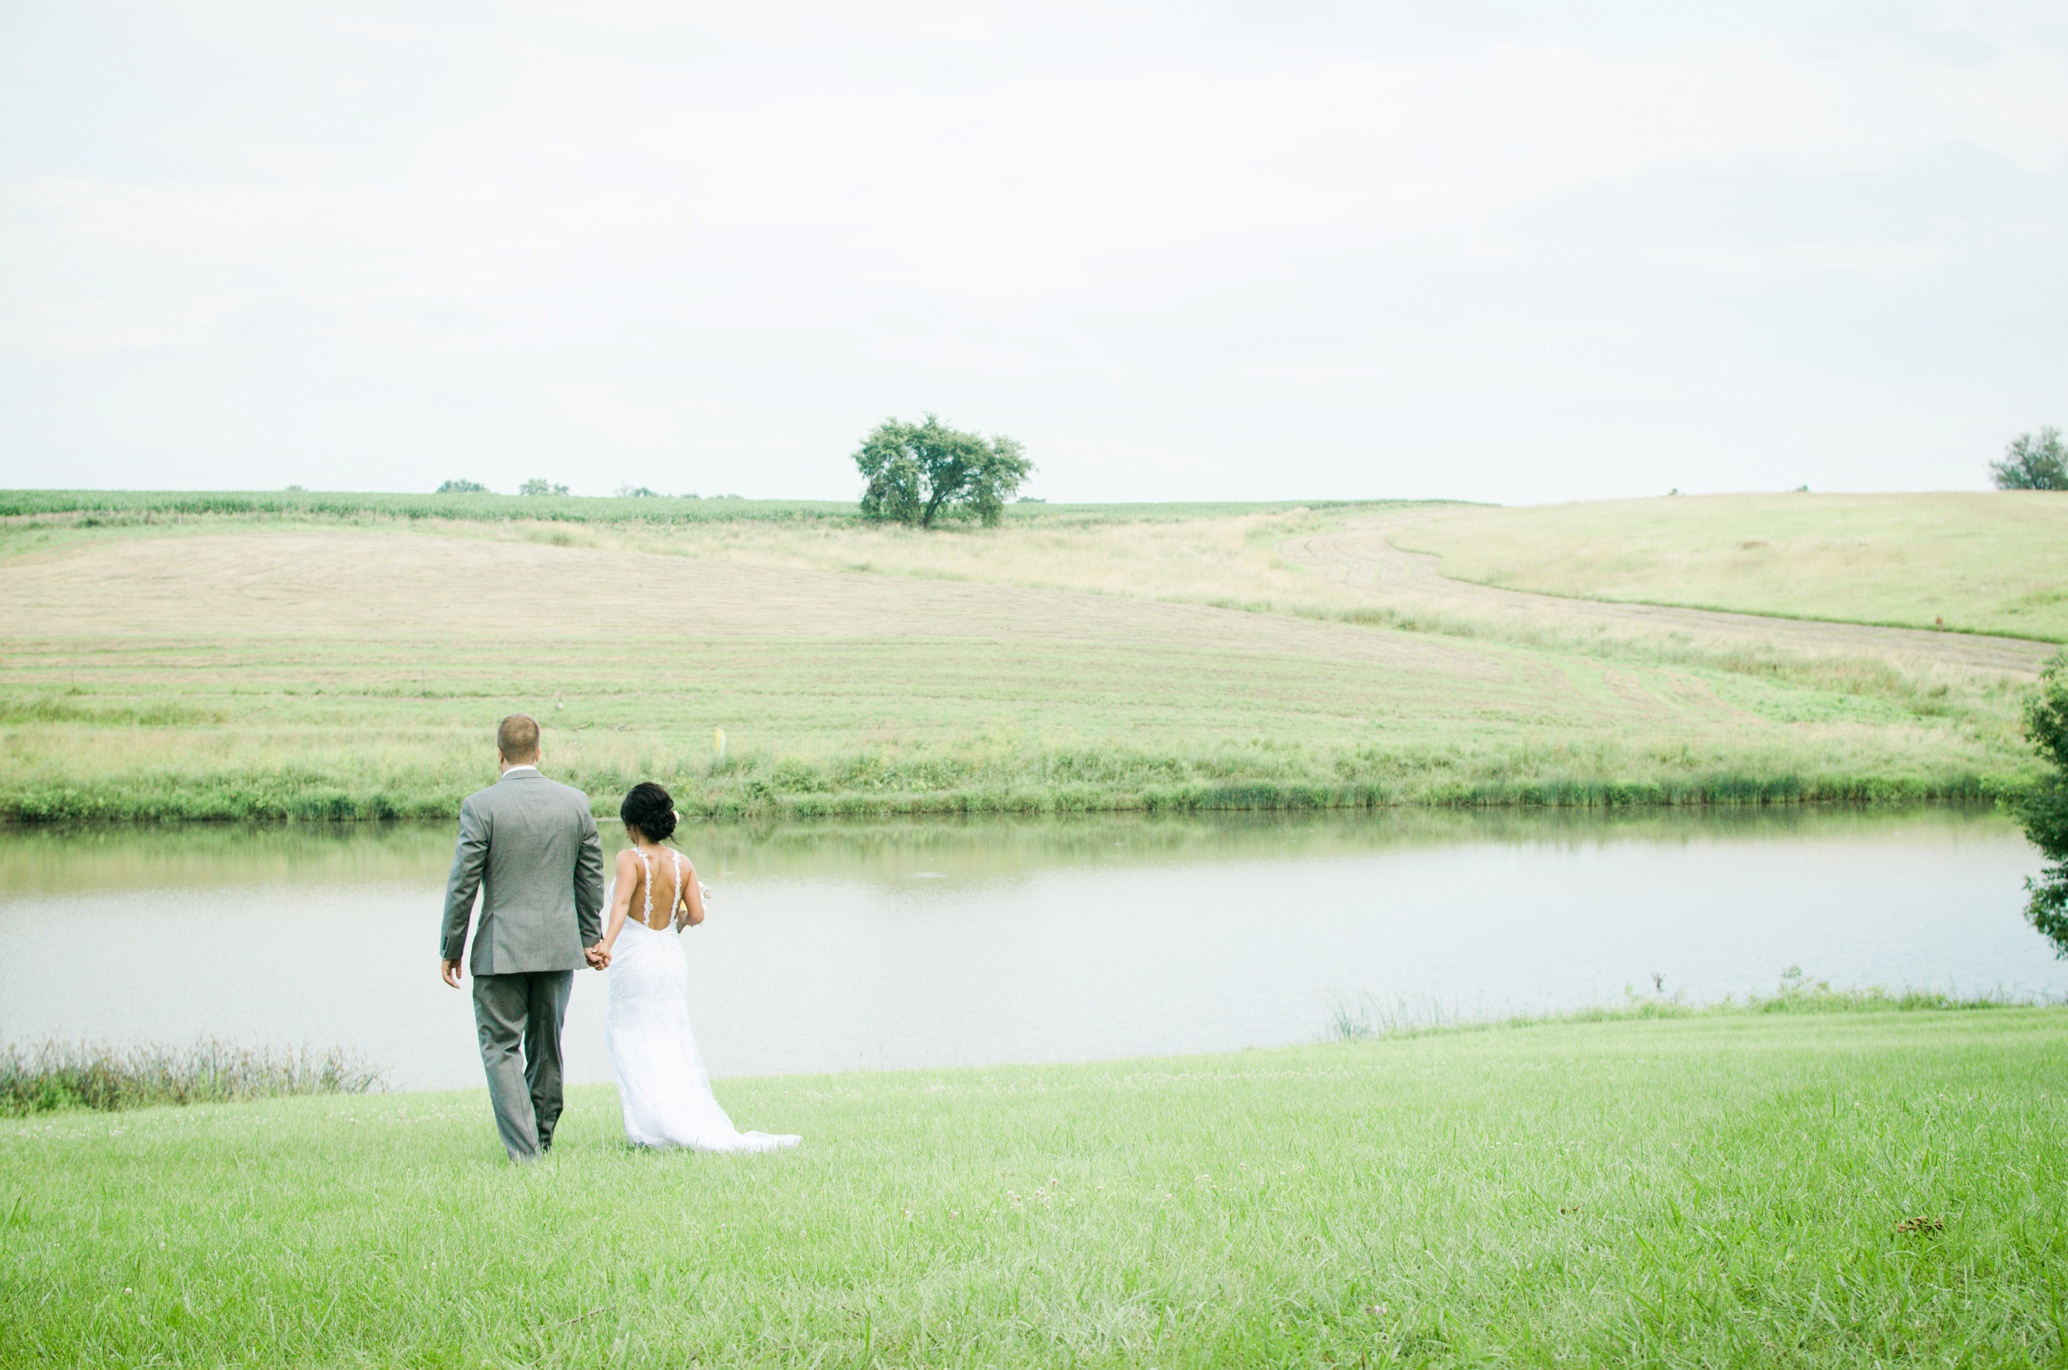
441, 714, 607, 1161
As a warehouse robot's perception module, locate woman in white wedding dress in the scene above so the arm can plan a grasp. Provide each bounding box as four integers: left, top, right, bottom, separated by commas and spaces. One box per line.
598, 783, 799, 1153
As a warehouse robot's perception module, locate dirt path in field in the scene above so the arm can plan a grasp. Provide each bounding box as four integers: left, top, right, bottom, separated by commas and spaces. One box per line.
1279, 513, 2058, 675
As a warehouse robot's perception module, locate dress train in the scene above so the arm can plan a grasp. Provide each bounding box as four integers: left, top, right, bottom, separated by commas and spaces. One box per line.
605, 887, 799, 1153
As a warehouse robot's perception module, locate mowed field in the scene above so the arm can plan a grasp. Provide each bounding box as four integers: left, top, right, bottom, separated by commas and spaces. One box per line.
1394, 492, 2068, 642
0, 506, 2044, 820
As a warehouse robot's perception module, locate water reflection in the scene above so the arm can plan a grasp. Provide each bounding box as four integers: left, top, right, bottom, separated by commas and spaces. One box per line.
0, 803, 2005, 890
1, 806, 2058, 1090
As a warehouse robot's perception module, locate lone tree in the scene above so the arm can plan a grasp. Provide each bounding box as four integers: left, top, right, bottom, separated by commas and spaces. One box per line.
1990, 426, 2067, 490
854, 414, 1033, 527
2013, 653, 2068, 955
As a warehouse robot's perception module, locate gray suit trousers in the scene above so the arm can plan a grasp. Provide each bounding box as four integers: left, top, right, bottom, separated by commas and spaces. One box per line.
472, 970, 573, 1161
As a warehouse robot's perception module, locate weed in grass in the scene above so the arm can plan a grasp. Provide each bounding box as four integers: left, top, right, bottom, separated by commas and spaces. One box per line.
1325, 992, 1459, 1041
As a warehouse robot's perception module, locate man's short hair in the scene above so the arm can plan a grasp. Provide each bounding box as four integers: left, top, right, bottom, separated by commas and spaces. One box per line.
497, 713, 541, 762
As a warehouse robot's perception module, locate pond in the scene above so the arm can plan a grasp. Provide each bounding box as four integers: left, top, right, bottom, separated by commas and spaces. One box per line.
1, 806, 2060, 1091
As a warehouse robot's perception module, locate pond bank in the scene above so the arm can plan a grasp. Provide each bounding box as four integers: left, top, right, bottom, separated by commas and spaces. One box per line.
0, 759, 2007, 825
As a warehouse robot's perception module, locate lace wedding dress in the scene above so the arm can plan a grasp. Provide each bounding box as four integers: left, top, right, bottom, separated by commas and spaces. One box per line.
606, 850, 800, 1153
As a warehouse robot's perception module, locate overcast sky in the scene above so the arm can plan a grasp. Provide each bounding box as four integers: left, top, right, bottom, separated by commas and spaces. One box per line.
2, 1, 2062, 503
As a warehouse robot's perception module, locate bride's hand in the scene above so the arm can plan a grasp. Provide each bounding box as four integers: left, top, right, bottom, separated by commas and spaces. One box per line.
674, 883, 711, 932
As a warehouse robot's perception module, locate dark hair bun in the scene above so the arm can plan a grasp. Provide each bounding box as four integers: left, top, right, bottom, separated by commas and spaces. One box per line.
620, 781, 676, 841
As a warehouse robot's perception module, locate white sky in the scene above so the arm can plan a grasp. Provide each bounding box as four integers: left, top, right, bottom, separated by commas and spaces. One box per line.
2, 1, 2063, 503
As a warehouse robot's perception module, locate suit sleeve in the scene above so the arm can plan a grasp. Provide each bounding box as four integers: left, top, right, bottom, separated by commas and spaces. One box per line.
441, 796, 489, 961
574, 804, 605, 947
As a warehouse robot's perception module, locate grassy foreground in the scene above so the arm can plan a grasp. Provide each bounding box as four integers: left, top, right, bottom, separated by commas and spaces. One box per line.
1396, 492, 2068, 643
0, 507, 2045, 822
3, 1010, 2065, 1367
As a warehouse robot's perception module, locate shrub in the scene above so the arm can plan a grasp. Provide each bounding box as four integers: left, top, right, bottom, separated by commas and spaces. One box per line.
2010, 651, 2068, 953
1990, 426, 2067, 490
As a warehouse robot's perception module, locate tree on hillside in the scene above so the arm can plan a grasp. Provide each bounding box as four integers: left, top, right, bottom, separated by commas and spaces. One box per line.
854, 415, 1033, 527
1990, 427, 2066, 490
2012, 652, 2068, 955
520, 478, 570, 496
436, 478, 489, 494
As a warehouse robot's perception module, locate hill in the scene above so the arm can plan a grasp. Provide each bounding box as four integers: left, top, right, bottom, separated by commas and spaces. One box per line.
0, 500, 2043, 821
1392, 492, 2068, 643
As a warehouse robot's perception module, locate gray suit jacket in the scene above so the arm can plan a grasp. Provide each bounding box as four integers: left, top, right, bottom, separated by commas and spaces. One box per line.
441, 769, 605, 975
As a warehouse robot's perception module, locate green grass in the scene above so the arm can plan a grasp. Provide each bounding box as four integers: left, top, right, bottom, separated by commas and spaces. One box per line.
3, 1010, 2063, 1366
1395, 492, 2068, 643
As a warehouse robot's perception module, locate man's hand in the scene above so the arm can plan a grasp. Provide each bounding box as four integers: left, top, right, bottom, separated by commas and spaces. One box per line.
585, 942, 611, 971
441, 958, 464, 989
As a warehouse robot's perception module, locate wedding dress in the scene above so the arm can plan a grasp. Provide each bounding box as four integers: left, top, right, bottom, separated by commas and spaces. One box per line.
605, 849, 800, 1153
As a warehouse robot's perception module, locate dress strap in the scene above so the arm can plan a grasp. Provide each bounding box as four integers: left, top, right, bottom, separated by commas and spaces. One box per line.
672, 852, 686, 921
636, 847, 654, 925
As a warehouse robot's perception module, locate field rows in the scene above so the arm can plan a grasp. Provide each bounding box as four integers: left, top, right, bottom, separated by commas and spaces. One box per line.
0, 509, 2034, 819
0, 524, 2027, 819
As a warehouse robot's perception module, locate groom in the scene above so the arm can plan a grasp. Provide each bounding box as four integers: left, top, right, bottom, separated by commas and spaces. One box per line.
440, 714, 607, 1161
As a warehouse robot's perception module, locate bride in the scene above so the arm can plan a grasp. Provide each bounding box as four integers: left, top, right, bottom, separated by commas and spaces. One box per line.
598, 782, 799, 1153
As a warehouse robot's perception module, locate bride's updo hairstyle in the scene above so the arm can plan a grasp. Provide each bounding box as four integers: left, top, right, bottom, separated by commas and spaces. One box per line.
620, 782, 677, 843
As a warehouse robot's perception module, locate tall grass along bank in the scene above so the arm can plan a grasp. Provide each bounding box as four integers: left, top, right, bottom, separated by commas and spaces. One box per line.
2, 1009, 2062, 1366
0, 742, 2002, 824
0, 1037, 383, 1116
1324, 971, 2045, 1043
